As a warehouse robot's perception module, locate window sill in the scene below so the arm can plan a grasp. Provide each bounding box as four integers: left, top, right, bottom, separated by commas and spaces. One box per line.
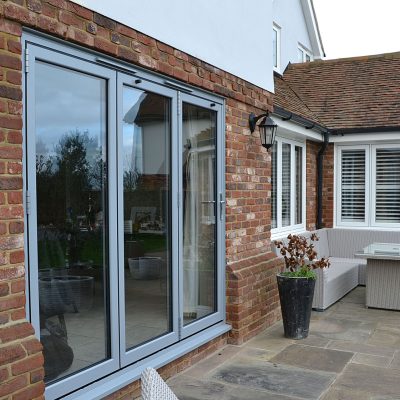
271, 226, 307, 241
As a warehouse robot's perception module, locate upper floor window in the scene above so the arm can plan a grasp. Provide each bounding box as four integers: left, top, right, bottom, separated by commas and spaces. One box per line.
336, 144, 400, 228
273, 23, 281, 72
271, 137, 306, 238
298, 44, 313, 63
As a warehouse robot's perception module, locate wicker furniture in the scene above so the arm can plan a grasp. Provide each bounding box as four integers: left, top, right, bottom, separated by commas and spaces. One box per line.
355, 243, 400, 310
141, 367, 179, 400
273, 229, 400, 311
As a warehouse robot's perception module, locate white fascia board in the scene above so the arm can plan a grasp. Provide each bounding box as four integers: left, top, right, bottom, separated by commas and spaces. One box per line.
273, 113, 324, 142
300, 0, 324, 59
330, 132, 400, 144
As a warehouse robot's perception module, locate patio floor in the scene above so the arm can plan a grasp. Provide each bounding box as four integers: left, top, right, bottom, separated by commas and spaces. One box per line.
168, 287, 400, 400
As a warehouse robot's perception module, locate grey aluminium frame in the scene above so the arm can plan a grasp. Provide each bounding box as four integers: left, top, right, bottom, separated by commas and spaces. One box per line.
24, 42, 120, 400
179, 92, 225, 338
23, 29, 227, 400
117, 72, 180, 366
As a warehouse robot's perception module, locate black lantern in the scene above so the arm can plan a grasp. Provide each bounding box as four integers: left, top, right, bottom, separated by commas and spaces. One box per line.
249, 112, 278, 150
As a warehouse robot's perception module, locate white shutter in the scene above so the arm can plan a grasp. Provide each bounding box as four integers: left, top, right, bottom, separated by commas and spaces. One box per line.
375, 147, 400, 223
340, 149, 366, 222
282, 142, 291, 227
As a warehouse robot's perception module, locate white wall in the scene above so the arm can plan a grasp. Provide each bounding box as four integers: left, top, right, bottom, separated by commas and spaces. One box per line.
272, 0, 314, 73
74, 0, 274, 92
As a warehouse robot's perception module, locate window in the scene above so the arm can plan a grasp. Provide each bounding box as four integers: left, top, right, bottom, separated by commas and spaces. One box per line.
298, 44, 313, 63
25, 35, 225, 399
271, 137, 306, 236
273, 23, 281, 71
337, 144, 400, 227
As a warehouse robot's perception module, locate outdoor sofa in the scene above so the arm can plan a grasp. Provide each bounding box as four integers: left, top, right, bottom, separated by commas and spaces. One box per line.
273, 228, 400, 311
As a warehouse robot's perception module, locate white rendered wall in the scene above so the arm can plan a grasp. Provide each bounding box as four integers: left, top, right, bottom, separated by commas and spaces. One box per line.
74, 0, 274, 92
272, 0, 314, 73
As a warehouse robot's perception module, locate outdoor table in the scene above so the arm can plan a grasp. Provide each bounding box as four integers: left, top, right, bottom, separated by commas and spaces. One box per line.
355, 243, 400, 310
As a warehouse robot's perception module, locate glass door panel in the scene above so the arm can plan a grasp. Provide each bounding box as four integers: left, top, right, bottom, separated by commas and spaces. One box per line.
182, 102, 217, 328
27, 49, 120, 392
118, 75, 178, 365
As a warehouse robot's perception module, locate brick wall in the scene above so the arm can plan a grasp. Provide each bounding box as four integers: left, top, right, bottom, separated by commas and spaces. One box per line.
322, 143, 334, 228
306, 140, 319, 231
0, 0, 282, 398
0, 4, 45, 399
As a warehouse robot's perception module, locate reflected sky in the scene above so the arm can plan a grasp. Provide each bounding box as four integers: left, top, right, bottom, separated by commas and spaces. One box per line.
35, 61, 106, 159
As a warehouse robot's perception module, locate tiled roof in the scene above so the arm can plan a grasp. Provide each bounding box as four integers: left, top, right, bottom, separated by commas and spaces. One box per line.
274, 52, 400, 131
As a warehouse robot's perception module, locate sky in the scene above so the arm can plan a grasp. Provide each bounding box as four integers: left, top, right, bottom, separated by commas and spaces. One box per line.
313, 0, 400, 59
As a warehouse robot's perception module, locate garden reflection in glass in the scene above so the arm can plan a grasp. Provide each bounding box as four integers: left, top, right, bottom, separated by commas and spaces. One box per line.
122, 87, 172, 350
182, 103, 217, 325
35, 61, 109, 383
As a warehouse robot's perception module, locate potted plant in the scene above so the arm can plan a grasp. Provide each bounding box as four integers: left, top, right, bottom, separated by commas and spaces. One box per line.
274, 234, 330, 339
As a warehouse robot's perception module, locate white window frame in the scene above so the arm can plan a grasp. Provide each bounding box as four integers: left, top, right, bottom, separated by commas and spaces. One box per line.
271, 137, 306, 239
336, 143, 400, 229
273, 23, 281, 72
336, 145, 370, 228
298, 43, 313, 63
371, 144, 400, 228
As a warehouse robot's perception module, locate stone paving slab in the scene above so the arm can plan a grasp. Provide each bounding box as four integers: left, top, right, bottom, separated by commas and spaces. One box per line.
327, 339, 396, 357
212, 359, 335, 400
332, 364, 400, 398
351, 353, 392, 368
309, 317, 376, 341
270, 344, 353, 373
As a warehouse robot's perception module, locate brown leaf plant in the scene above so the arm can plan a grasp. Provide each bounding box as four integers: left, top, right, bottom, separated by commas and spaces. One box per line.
274, 234, 330, 279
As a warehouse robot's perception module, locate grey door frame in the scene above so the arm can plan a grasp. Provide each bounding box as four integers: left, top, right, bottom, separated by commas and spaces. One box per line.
23, 30, 226, 399
117, 73, 180, 366
179, 93, 225, 338
25, 43, 120, 400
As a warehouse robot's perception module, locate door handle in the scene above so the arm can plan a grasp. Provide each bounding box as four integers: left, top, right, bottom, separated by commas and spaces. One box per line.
219, 193, 225, 220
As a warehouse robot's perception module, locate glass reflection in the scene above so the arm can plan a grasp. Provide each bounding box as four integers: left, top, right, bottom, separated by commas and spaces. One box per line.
122, 86, 172, 350
182, 103, 217, 326
35, 62, 108, 383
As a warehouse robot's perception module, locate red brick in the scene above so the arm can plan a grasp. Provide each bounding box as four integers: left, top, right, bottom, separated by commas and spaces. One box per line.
0, 146, 22, 160
0, 116, 22, 130
0, 367, 8, 383
12, 353, 43, 376
27, 0, 42, 13
0, 54, 21, 70
118, 46, 138, 63
0, 375, 27, 397
59, 10, 84, 29
0, 223, 6, 234
7, 39, 21, 54
9, 221, 24, 234
0, 85, 22, 101
0, 19, 22, 36
4, 3, 37, 26
0, 322, 34, 343
7, 130, 23, 144
0, 344, 25, 366
0, 177, 22, 190
0, 282, 9, 297
10, 249, 24, 264
0, 294, 25, 313
66, 2, 93, 20
30, 368, 45, 384
7, 162, 22, 175
0, 265, 25, 282
93, 13, 116, 30
11, 307, 26, 321
94, 37, 118, 56
13, 382, 45, 400
7, 101, 23, 115
66, 26, 94, 46
22, 338, 43, 355
37, 14, 67, 36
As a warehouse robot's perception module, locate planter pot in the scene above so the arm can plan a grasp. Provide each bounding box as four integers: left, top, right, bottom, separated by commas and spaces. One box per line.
276, 274, 315, 339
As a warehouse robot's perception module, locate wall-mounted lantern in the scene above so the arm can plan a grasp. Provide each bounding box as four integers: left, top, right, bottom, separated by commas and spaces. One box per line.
249, 112, 278, 150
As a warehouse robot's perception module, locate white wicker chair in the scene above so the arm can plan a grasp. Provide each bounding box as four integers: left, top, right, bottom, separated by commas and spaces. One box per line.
141, 367, 179, 400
